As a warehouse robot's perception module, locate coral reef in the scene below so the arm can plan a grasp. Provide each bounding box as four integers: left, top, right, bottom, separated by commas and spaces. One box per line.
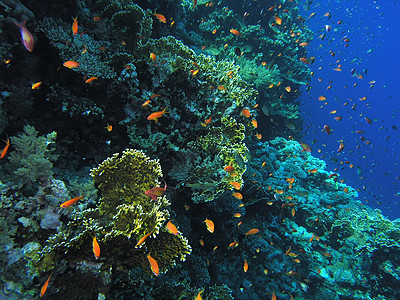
40, 149, 191, 279
1, 1, 398, 299
7, 125, 57, 187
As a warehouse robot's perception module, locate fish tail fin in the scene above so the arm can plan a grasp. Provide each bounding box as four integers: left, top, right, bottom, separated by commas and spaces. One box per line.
14, 19, 27, 29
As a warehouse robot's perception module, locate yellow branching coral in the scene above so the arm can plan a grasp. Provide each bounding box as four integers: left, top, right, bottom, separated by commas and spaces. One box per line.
186, 117, 248, 203
40, 149, 191, 276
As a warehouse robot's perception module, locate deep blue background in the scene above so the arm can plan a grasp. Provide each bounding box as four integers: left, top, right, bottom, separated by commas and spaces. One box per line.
298, 0, 400, 220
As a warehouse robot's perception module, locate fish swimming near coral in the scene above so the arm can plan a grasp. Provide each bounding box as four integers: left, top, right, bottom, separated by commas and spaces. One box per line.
32, 82, 42, 89
15, 20, 34, 52
145, 180, 167, 201
204, 218, 214, 233
72, 16, 78, 35
0, 137, 10, 159
153, 12, 167, 23
92, 236, 100, 260
40, 273, 52, 297
147, 253, 159, 276
63, 61, 80, 69
135, 232, 152, 247
147, 108, 168, 122
60, 195, 84, 208
166, 221, 179, 235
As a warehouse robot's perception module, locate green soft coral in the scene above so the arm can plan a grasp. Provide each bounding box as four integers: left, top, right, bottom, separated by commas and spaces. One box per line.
8, 125, 57, 186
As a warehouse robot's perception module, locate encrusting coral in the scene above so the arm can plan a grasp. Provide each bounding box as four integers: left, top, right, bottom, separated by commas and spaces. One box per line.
39, 149, 191, 277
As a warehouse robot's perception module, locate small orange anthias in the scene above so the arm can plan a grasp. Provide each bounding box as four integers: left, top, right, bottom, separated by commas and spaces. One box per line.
145, 180, 167, 201
0, 136, 10, 159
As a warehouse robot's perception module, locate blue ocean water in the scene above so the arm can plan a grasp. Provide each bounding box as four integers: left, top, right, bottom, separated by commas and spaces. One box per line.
298, 0, 400, 220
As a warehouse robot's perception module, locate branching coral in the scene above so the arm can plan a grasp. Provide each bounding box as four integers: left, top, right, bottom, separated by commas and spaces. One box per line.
40, 149, 191, 276
185, 117, 248, 203
93, 1, 153, 51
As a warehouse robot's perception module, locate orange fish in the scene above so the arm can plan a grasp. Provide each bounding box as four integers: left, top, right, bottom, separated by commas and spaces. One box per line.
136, 232, 151, 247
154, 13, 167, 23
92, 236, 100, 260
147, 108, 168, 122
15, 20, 34, 52
337, 142, 344, 152
166, 220, 179, 235
150, 94, 161, 99
60, 195, 84, 208
93, 16, 101, 22
142, 99, 151, 107
286, 178, 295, 184
299, 57, 310, 64
145, 180, 167, 201
195, 289, 204, 300
300, 142, 311, 152
251, 119, 258, 128
255, 133, 262, 139
191, 69, 199, 76
105, 123, 112, 132
271, 291, 276, 300
147, 253, 160, 276
229, 240, 239, 248
234, 213, 241, 218
150, 52, 156, 61
318, 95, 326, 101
285, 86, 291, 92
224, 165, 235, 173
365, 117, 372, 124
243, 259, 248, 272
204, 218, 214, 233
72, 16, 78, 35
308, 233, 315, 243
322, 125, 331, 135
85, 77, 98, 84
229, 181, 241, 190
63, 61, 80, 69
230, 28, 241, 36
244, 228, 260, 236
299, 42, 309, 47
32, 82, 42, 89
40, 273, 52, 298
307, 168, 318, 174
217, 85, 226, 91
0, 137, 10, 159
201, 116, 212, 127
273, 16, 282, 25
232, 192, 243, 200
242, 109, 251, 118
